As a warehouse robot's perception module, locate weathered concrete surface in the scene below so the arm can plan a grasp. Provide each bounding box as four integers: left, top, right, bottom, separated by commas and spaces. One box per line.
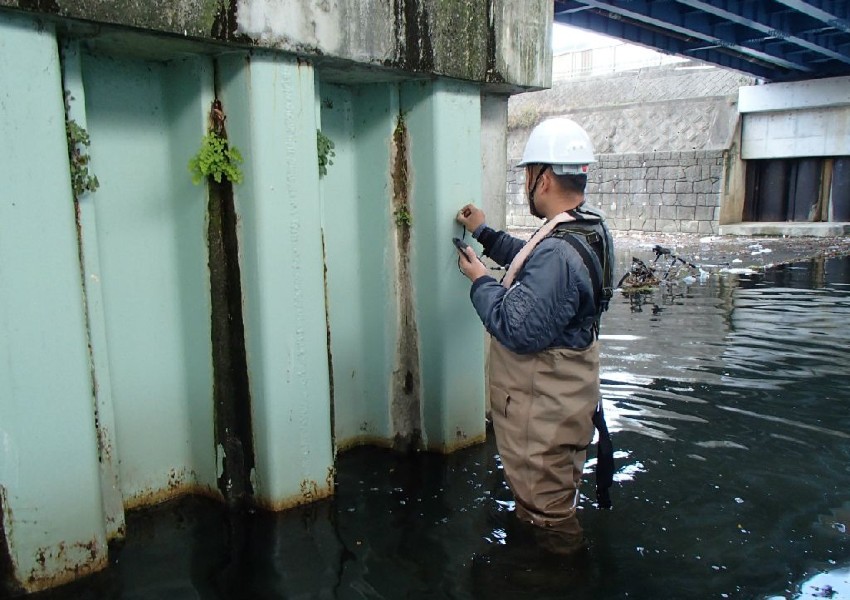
505, 63, 755, 233
719, 222, 850, 237
0, 0, 552, 92
507, 62, 753, 158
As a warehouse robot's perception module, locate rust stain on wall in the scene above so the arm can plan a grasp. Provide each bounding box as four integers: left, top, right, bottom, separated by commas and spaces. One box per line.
428, 431, 486, 454
0, 486, 22, 596
252, 479, 334, 512
335, 435, 395, 453
24, 539, 107, 594
122, 469, 222, 512
325, 465, 336, 497
390, 113, 423, 453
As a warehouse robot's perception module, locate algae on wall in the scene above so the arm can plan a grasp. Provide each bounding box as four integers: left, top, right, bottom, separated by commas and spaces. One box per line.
430, 0, 488, 81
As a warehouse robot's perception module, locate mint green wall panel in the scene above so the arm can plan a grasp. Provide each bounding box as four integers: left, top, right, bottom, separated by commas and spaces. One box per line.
61, 40, 127, 541
0, 13, 108, 591
218, 53, 334, 509
401, 80, 487, 452
80, 53, 217, 508
319, 82, 399, 450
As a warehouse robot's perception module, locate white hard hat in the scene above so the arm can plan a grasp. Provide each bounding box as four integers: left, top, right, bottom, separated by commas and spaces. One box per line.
518, 117, 595, 175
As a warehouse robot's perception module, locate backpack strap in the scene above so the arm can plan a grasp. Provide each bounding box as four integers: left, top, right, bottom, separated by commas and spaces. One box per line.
547, 227, 605, 334
561, 207, 615, 312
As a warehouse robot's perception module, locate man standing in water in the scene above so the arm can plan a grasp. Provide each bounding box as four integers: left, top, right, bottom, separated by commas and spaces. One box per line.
455, 118, 614, 552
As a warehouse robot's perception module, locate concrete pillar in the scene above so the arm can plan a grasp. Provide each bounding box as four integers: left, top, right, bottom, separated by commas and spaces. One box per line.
720, 118, 746, 225
481, 93, 509, 232
478, 93, 509, 416
218, 53, 335, 509
401, 79, 487, 452
0, 13, 107, 592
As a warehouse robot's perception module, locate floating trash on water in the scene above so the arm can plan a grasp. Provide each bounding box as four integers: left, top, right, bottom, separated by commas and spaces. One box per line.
721, 266, 758, 275
694, 440, 749, 450
812, 584, 836, 598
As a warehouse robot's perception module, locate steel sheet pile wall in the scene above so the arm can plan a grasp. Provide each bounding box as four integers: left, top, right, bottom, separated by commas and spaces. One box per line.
79, 52, 219, 511
0, 14, 108, 593
319, 83, 399, 451
0, 1, 550, 593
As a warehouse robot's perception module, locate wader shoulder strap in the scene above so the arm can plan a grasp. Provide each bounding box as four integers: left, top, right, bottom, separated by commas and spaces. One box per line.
548, 224, 615, 509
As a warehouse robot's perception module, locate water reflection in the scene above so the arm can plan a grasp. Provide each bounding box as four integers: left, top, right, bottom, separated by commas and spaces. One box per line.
598, 255, 850, 600
31, 256, 850, 600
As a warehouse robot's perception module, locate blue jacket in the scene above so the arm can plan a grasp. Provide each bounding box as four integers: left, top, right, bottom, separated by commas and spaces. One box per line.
470, 225, 598, 354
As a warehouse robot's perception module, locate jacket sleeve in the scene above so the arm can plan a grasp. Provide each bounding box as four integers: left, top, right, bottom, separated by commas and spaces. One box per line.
469, 239, 582, 354
473, 226, 525, 267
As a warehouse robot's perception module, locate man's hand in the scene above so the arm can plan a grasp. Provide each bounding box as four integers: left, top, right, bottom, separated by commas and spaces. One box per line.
456, 204, 485, 233
457, 246, 488, 282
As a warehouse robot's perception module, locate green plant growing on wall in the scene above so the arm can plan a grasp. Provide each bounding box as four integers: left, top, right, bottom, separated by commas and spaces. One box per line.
189, 133, 244, 184
394, 206, 412, 228
65, 119, 99, 198
317, 129, 335, 177
189, 99, 244, 185
392, 113, 412, 230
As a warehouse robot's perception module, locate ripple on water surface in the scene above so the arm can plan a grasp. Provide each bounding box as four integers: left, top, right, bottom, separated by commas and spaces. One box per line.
33, 258, 850, 600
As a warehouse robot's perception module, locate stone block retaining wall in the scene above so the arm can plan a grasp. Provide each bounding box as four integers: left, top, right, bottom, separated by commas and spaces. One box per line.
506, 149, 725, 234
505, 63, 752, 234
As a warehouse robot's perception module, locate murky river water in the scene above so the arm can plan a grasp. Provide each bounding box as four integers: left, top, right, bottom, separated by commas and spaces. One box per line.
37, 255, 850, 600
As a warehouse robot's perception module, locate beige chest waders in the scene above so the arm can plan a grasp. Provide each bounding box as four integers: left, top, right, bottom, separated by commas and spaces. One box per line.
488, 338, 599, 539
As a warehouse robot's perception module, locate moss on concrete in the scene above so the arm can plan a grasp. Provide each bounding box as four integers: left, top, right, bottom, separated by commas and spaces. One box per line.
431, 0, 487, 81
2, 0, 228, 38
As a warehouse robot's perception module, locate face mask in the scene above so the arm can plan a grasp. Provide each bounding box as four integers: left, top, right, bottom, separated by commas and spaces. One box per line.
526, 165, 548, 219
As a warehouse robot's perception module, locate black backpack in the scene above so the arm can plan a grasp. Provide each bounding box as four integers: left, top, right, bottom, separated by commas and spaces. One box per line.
546, 205, 614, 332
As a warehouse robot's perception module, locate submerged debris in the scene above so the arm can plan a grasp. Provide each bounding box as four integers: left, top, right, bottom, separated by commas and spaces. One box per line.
617, 245, 707, 294
617, 257, 660, 292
